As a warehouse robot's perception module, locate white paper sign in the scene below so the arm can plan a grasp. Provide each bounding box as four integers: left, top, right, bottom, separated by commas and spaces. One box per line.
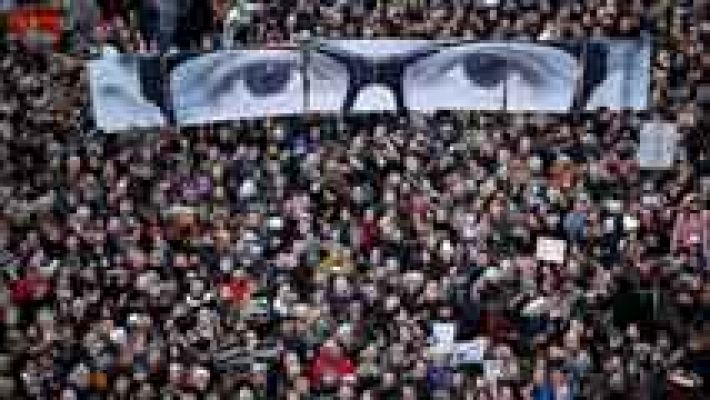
431, 322, 456, 347
638, 122, 677, 169
452, 339, 489, 365
536, 237, 567, 264
701, 177, 710, 195
484, 359, 504, 381
522, 296, 549, 317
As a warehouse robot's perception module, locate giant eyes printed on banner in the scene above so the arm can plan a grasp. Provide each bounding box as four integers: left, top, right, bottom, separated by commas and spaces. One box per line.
89, 39, 650, 131
310, 39, 583, 112
170, 50, 306, 125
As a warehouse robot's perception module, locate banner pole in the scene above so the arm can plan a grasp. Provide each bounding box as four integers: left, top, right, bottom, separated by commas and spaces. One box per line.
303, 41, 309, 112
298, 32, 312, 113
503, 55, 508, 112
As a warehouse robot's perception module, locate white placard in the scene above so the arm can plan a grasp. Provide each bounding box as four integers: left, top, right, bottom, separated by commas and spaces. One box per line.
522, 296, 549, 317
484, 359, 504, 381
452, 339, 489, 365
431, 322, 456, 347
638, 122, 677, 169
536, 237, 567, 264
701, 177, 710, 195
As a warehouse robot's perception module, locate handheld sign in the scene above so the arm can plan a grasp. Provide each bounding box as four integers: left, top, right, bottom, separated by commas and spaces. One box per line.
536, 237, 567, 264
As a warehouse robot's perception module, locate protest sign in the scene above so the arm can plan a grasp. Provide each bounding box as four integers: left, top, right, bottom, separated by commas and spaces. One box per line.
431, 322, 456, 348
91, 39, 650, 130
638, 122, 677, 169
536, 237, 567, 264
451, 339, 489, 366
484, 359, 504, 381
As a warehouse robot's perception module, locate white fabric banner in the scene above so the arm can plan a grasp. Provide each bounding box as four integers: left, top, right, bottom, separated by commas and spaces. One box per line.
88, 39, 651, 129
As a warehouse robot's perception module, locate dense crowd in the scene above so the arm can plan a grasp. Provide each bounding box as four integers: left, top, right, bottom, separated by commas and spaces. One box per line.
0, 1, 708, 399
71, 1, 695, 51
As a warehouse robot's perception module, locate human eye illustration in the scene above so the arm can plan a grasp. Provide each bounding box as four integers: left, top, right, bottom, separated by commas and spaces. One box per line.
170, 50, 304, 124
241, 61, 295, 97
402, 42, 579, 112
502, 42, 580, 111
89, 55, 167, 131
456, 52, 510, 88
402, 45, 506, 111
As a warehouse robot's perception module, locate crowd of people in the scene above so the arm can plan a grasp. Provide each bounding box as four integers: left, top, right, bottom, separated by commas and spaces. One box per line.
70, 1, 697, 51
0, 0, 708, 399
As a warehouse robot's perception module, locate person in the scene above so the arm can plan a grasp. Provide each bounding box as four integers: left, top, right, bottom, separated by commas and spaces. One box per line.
223, 0, 257, 48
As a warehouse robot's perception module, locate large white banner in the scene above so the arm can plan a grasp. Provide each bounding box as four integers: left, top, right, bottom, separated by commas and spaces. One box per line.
88, 38, 651, 131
